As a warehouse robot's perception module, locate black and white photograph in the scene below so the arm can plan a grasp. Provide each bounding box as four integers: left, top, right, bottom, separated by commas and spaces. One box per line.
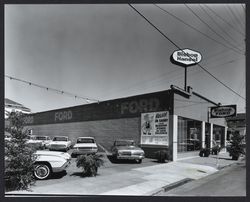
3, 2, 246, 197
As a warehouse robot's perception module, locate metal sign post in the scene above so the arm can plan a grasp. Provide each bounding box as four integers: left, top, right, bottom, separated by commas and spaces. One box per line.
170, 48, 202, 92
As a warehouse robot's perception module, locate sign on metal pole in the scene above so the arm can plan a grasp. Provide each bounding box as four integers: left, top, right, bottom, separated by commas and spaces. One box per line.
210, 105, 237, 118
170, 48, 202, 67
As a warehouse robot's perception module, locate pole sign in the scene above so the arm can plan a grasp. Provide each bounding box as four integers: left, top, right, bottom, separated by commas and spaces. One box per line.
210, 105, 237, 118
170, 48, 202, 67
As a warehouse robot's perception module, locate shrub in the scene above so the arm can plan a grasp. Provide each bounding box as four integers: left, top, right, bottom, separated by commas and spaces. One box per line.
76, 154, 104, 177
155, 150, 170, 163
5, 112, 37, 191
199, 148, 210, 157
228, 131, 245, 160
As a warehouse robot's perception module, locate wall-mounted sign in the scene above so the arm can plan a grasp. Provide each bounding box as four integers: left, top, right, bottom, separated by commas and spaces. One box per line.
141, 111, 169, 145
171, 48, 202, 67
210, 105, 237, 118
121, 98, 160, 114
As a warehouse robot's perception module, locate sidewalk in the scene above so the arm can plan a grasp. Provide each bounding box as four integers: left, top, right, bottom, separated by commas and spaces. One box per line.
6, 151, 241, 196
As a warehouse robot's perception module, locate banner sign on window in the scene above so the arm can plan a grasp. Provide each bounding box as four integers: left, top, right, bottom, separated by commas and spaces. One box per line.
141, 111, 169, 145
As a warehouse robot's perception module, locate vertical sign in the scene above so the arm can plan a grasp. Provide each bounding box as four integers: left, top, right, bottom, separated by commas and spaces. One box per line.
141, 111, 169, 145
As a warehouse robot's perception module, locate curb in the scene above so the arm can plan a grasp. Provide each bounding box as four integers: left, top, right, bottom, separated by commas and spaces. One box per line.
150, 178, 193, 196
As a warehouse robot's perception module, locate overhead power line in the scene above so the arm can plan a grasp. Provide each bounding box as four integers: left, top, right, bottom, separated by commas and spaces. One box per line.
184, 4, 244, 54
128, 4, 246, 101
226, 5, 245, 32
203, 4, 245, 37
5, 75, 100, 103
199, 4, 244, 49
153, 4, 244, 56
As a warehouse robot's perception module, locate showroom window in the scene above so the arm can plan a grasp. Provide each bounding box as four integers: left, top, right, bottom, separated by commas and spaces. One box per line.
213, 125, 225, 147
177, 117, 202, 152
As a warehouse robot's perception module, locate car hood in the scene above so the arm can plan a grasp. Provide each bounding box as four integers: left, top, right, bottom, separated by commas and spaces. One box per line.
115, 146, 143, 151
74, 143, 97, 148
35, 150, 71, 160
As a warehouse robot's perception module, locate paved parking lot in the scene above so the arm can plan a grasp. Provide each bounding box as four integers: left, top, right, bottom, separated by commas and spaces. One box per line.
32, 150, 158, 188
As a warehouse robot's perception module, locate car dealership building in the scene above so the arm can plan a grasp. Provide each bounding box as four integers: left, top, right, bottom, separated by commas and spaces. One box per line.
24, 86, 228, 161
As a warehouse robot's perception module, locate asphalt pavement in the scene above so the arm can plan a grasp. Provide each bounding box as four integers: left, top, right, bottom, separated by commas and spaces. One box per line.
156, 160, 246, 196
5, 150, 245, 196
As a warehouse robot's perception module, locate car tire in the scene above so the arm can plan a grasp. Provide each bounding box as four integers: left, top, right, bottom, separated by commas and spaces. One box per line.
136, 159, 142, 164
34, 163, 52, 180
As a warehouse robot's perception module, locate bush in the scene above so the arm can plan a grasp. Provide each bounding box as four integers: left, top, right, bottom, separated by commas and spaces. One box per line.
155, 150, 170, 163
76, 154, 104, 177
199, 148, 210, 157
5, 112, 37, 191
228, 131, 245, 160
211, 145, 220, 155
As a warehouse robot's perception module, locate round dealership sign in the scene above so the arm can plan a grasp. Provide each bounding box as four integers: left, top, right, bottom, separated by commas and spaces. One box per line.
171, 48, 202, 67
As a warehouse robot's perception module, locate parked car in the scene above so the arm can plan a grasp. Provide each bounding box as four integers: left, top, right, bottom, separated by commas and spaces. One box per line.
5, 150, 71, 180
71, 137, 98, 158
26, 135, 44, 150
111, 139, 145, 163
33, 150, 71, 180
48, 136, 72, 152
34, 136, 52, 149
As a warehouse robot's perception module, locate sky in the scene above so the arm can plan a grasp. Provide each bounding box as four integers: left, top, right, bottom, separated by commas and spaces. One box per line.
5, 4, 246, 113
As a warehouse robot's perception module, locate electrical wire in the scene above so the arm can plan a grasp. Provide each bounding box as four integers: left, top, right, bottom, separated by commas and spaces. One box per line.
128, 4, 246, 101
203, 4, 245, 37
184, 4, 243, 54
199, 4, 244, 49
226, 5, 245, 32
5, 75, 100, 103
154, 4, 244, 56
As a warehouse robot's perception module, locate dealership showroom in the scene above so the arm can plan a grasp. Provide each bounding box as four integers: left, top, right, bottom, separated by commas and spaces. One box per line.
23, 85, 228, 161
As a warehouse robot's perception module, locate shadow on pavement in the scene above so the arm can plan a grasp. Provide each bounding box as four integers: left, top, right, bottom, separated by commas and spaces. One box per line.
50, 170, 67, 179
70, 172, 100, 178
106, 155, 140, 164
210, 156, 233, 161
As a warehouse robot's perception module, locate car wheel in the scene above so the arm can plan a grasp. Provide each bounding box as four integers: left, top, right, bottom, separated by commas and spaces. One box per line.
34, 163, 52, 180
136, 159, 142, 164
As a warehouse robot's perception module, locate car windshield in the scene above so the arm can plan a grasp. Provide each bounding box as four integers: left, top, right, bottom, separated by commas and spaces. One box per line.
53, 137, 68, 141
77, 138, 95, 143
115, 140, 134, 146
36, 136, 47, 140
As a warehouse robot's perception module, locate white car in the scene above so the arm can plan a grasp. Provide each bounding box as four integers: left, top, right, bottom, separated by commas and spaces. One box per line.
26, 135, 44, 150
34, 136, 52, 149
34, 150, 71, 180
71, 137, 98, 158
48, 136, 72, 152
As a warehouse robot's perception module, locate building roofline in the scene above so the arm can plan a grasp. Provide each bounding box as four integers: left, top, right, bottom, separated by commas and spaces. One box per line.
192, 91, 220, 106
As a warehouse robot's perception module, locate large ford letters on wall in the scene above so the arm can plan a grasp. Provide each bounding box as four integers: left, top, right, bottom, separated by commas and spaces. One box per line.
23, 90, 172, 125
210, 105, 236, 118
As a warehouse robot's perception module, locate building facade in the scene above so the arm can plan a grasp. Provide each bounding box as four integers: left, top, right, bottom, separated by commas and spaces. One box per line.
24, 87, 227, 161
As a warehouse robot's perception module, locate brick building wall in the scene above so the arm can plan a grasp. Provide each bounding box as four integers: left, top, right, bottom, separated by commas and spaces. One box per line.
28, 117, 140, 152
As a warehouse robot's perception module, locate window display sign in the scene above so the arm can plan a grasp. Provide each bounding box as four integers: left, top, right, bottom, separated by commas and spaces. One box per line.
141, 111, 169, 145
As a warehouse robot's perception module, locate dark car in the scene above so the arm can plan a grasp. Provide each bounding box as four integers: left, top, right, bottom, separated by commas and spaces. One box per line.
111, 140, 145, 163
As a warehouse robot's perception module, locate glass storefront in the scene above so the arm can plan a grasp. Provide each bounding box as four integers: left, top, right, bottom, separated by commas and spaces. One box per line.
213, 125, 225, 147
177, 117, 202, 152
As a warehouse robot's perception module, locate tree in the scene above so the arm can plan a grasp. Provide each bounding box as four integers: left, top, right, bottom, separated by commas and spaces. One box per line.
5, 112, 37, 191
228, 131, 245, 160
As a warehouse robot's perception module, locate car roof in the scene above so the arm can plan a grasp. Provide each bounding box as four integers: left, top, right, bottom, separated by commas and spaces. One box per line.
53, 136, 68, 138
77, 137, 95, 139
115, 139, 134, 142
